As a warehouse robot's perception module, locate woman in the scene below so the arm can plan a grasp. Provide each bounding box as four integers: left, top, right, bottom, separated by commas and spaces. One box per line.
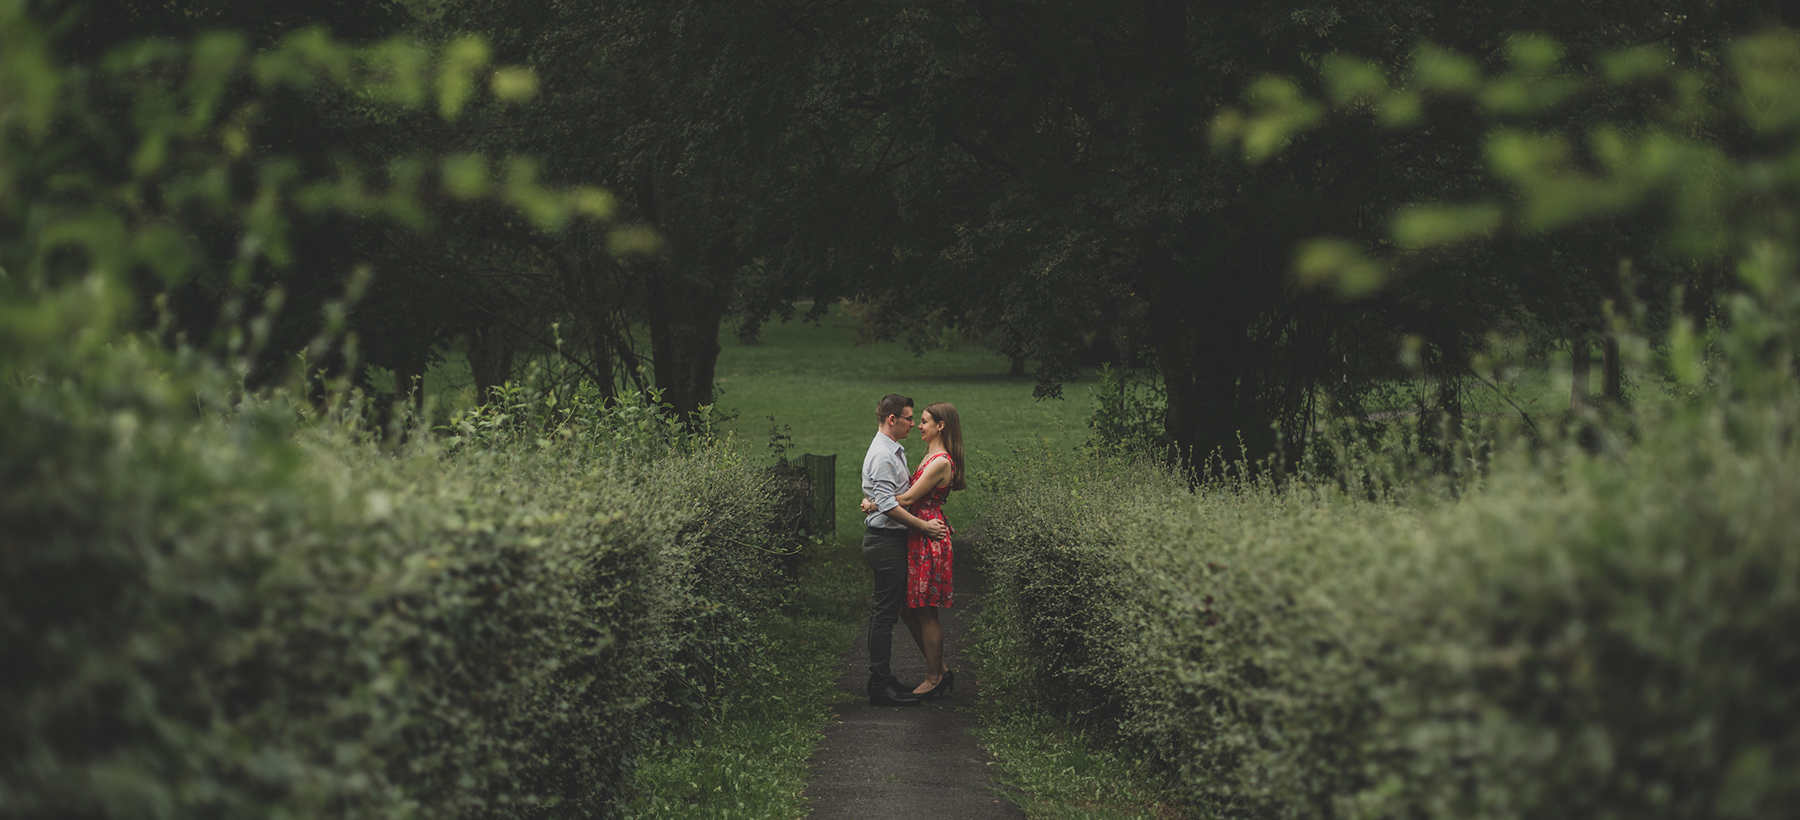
862, 401, 965, 698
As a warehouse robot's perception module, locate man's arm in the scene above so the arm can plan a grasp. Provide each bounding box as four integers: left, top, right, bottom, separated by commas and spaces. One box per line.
866, 469, 902, 517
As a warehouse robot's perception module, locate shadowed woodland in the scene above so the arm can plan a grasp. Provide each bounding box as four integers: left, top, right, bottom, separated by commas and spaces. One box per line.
34, 0, 1800, 460
6, 1, 1800, 818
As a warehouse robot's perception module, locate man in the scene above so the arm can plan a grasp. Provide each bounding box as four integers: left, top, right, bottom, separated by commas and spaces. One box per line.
861, 393, 949, 707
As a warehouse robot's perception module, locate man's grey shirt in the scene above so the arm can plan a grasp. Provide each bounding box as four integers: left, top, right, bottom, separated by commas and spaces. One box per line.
862, 431, 910, 530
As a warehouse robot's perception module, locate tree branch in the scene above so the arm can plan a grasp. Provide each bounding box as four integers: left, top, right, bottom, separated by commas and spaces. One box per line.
950, 134, 1018, 175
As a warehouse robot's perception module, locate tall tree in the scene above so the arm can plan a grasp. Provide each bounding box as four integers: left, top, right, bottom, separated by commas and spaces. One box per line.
434, 0, 867, 418
815, 0, 1714, 463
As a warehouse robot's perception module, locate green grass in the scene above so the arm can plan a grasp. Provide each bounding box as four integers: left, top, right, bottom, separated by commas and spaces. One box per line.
714, 305, 1096, 542
972, 712, 1181, 820
965, 595, 1186, 820
622, 538, 865, 820
390, 305, 1100, 542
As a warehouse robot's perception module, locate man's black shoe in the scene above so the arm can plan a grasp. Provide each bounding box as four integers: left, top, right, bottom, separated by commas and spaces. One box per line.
867, 678, 923, 707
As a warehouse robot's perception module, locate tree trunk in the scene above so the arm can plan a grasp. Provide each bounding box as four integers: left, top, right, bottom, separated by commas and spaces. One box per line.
634, 176, 733, 425
1436, 370, 1464, 474
1569, 335, 1590, 412
1601, 333, 1622, 406
642, 232, 730, 423
1142, 236, 1252, 470
645, 269, 726, 421
467, 325, 515, 407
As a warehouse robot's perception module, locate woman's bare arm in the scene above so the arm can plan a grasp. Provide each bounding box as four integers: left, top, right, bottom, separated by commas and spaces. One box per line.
892, 458, 952, 506
883, 503, 949, 538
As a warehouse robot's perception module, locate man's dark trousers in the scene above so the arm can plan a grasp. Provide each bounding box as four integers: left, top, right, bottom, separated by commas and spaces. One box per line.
862, 525, 910, 684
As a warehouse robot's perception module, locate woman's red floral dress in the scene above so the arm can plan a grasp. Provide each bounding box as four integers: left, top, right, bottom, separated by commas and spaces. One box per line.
906, 452, 955, 608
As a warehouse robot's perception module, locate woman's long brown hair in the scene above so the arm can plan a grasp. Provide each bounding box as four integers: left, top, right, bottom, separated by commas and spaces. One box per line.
925, 402, 967, 491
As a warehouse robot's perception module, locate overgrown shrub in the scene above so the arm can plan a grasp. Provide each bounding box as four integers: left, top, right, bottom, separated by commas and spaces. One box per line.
979, 399, 1800, 819
0, 330, 802, 818
0, 10, 812, 818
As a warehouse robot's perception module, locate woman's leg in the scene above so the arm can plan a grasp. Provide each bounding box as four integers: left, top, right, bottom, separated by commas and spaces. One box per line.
899, 607, 925, 654
910, 606, 945, 693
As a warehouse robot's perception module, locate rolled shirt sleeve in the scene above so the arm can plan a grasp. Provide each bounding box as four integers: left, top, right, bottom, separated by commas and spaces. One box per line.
862, 433, 909, 528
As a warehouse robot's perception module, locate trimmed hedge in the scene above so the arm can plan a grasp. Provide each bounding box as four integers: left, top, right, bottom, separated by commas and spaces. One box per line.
977, 407, 1800, 819
0, 340, 804, 819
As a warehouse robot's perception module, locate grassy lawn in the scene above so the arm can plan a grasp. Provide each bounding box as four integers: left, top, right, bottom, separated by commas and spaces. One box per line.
965, 595, 1189, 820
390, 304, 1100, 543
622, 539, 865, 820
713, 305, 1096, 543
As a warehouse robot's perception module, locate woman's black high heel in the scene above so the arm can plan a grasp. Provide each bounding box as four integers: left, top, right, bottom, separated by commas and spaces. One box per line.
919, 669, 956, 700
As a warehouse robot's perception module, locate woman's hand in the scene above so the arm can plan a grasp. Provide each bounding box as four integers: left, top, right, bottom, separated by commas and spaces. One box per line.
859, 497, 878, 514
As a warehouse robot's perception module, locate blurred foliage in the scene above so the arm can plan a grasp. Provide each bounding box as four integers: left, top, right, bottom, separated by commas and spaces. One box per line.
0, 7, 808, 818
1215, 27, 1800, 367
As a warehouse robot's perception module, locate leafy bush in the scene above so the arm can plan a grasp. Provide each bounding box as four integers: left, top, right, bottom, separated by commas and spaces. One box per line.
0, 12, 804, 816
0, 327, 803, 818
1086, 364, 1169, 457
980, 396, 1800, 818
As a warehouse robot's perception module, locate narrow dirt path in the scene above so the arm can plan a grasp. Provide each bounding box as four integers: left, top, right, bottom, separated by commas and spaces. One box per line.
801, 580, 1026, 820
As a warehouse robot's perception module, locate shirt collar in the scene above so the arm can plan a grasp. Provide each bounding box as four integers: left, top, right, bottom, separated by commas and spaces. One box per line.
876, 430, 900, 449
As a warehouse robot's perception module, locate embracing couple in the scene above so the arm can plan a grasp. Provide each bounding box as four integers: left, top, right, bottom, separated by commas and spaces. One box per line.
858, 393, 966, 707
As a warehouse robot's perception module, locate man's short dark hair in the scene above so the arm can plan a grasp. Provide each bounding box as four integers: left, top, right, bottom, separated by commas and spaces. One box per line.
876, 393, 914, 424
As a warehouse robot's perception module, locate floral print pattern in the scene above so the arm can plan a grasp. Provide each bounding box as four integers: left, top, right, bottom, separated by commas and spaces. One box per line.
906, 452, 954, 608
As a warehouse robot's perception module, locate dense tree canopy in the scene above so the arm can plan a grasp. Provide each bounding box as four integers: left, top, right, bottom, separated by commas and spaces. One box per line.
814, 0, 1780, 461
25, 0, 1799, 456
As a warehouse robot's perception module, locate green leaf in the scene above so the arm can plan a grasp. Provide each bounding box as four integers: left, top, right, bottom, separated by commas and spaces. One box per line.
503, 157, 570, 231
1293, 238, 1385, 297
1504, 34, 1564, 74
1484, 129, 1569, 183
1391, 203, 1504, 248
131, 131, 169, 177
491, 67, 540, 103
608, 225, 663, 257
1479, 76, 1582, 115
1730, 30, 1800, 133
129, 224, 198, 286
1668, 316, 1704, 388
1238, 77, 1323, 163
1735, 239, 1786, 299
1322, 55, 1387, 105
186, 32, 247, 129
1411, 43, 1482, 95
437, 36, 491, 120
442, 154, 491, 199
1376, 90, 1422, 129
1600, 45, 1673, 85
0, 5, 61, 139
571, 187, 617, 220
365, 39, 430, 109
